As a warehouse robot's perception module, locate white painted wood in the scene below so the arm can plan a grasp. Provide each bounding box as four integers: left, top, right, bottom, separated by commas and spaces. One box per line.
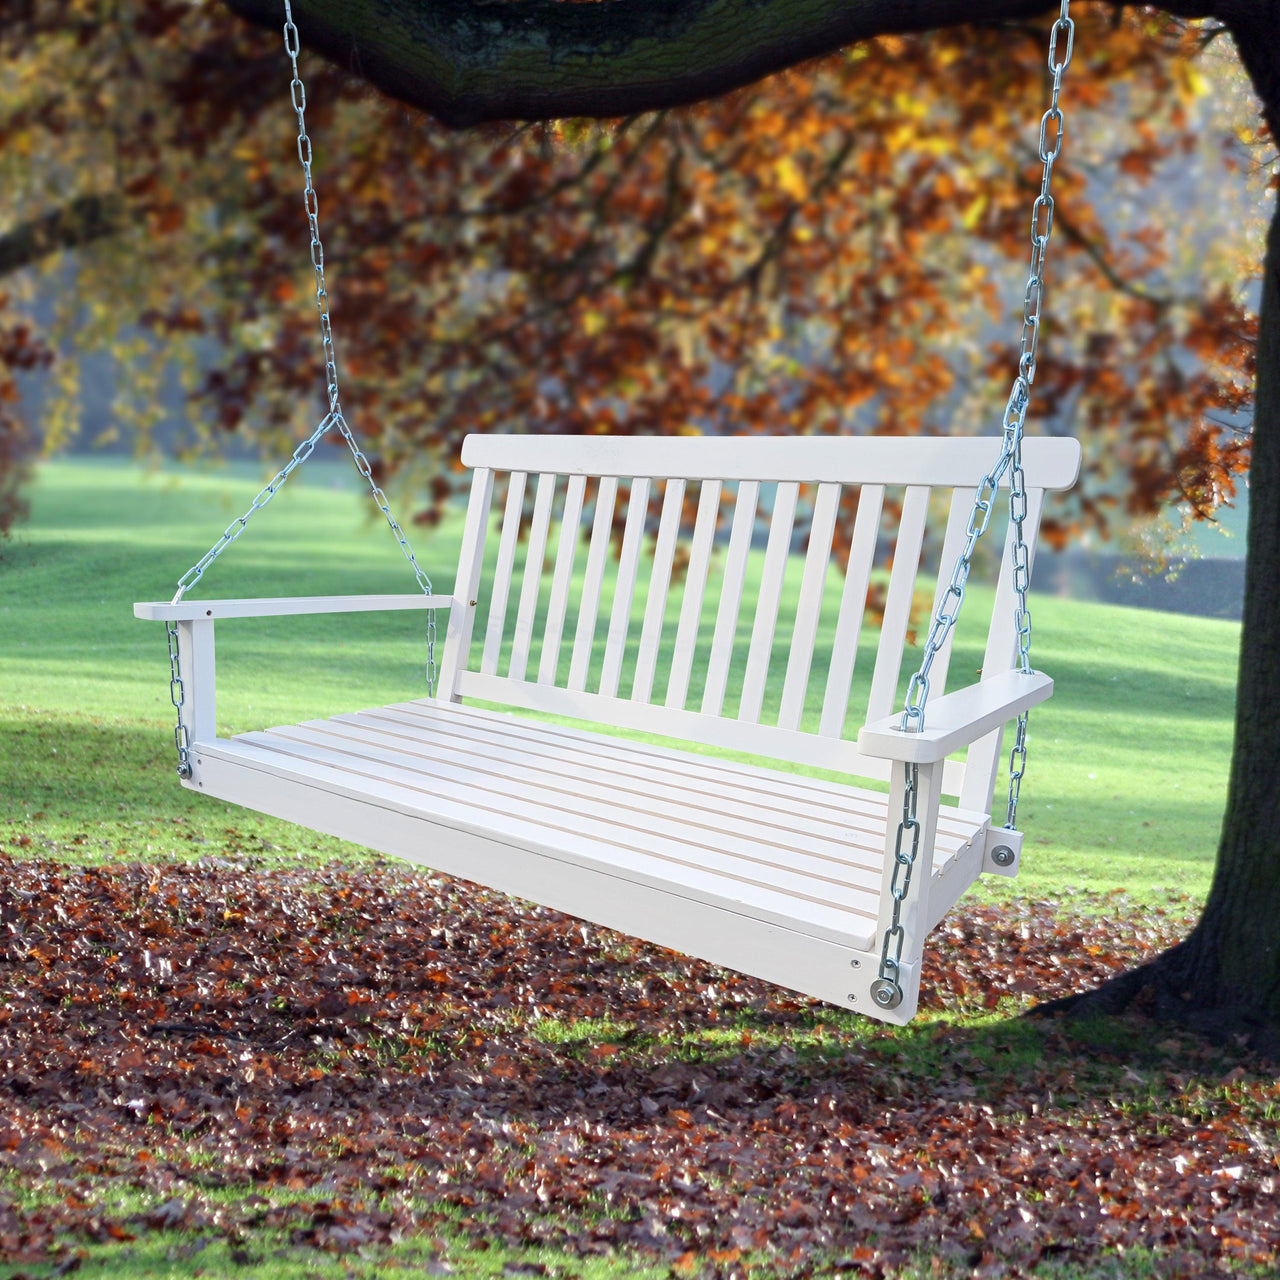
177, 620, 217, 746
508, 472, 556, 682
738, 481, 799, 726
327, 711, 958, 880
480, 471, 528, 677
386, 700, 983, 849
256, 723, 882, 911
151, 429, 1079, 1027
778, 483, 840, 732
665, 479, 722, 711
346, 705, 975, 865
923, 486, 977, 702
462, 434, 1083, 491
632, 478, 686, 704
600, 478, 651, 698
438, 468, 495, 699
462, 668, 888, 780
925, 832, 986, 935
538, 474, 587, 686
135, 594, 454, 622
858, 669, 1054, 763
184, 744, 887, 1012
958, 488, 1046, 814
818, 484, 885, 740
701, 480, 760, 716
981, 826, 1022, 878
456, 669, 968, 794
219, 732, 871, 944
567, 476, 618, 693
865, 485, 931, 725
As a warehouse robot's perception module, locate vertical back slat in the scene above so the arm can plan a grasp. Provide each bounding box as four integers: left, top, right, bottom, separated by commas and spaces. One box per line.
632, 478, 687, 704
922, 486, 977, 703
777, 482, 841, 732
538, 473, 587, 685
567, 476, 618, 692
665, 480, 722, 710
480, 471, 527, 676
701, 481, 760, 716
818, 484, 885, 738
507, 472, 556, 682
865, 484, 931, 724
599, 477, 652, 698
738, 481, 800, 725
437, 467, 494, 698
959, 487, 1046, 813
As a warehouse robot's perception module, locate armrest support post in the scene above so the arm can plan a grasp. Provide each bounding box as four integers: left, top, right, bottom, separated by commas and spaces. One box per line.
177, 619, 217, 749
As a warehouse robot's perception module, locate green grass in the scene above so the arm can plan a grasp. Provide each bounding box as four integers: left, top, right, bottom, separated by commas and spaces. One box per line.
0, 460, 1264, 1279
0, 457, 1237, 904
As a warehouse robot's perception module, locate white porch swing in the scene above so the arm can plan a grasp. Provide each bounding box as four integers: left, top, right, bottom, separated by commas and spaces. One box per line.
135, 0, 1083, 1024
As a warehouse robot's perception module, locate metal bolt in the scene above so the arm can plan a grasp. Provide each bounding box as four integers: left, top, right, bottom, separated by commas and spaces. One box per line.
870, 979, 903, 1010
991, 844, 1016, 868
849, 958, 861, 969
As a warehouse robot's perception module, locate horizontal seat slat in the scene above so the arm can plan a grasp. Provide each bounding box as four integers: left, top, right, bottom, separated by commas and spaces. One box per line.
254, 724, 884, 907
217, 733, 878, 945
321, 712, 896, 876
393, 700, 988, 845
366, 701, 982, 854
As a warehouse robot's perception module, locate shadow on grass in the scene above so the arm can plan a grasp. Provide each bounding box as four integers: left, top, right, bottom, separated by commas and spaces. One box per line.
0, 712, 376, 865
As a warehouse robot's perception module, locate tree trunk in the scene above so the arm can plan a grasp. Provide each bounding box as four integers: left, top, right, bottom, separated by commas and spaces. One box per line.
1040, 13, 1280, 1054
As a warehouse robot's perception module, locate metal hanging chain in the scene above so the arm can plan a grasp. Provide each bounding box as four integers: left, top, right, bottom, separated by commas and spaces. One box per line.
871, 1, 1074, 1012
164, 0, 441, 776
167, 621, 193, 778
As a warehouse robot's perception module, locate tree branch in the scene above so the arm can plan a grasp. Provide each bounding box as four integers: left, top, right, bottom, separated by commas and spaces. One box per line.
0, 194, 123, 279
221, 0, 1230, 129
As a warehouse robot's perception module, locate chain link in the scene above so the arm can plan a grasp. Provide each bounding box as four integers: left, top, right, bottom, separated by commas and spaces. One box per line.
163, 1, 440, 777
872, 1, 1074, 1012
167, 622, 193, 778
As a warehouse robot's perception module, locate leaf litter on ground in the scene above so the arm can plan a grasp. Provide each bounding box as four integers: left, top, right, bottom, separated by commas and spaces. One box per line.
0, 854, 1275, 1279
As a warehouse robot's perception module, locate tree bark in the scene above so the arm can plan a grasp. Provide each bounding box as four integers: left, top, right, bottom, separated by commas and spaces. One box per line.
1039, 14, 1280, 1055
0, 194, 122, 279
222, 0, 1226, 128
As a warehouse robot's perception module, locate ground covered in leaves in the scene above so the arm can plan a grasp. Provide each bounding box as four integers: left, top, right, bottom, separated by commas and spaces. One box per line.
0, 855, 1276, 1279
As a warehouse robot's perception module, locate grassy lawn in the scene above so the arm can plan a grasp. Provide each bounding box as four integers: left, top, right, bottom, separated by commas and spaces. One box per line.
1, 457, 1238, 902
0, 458, 1266, 1280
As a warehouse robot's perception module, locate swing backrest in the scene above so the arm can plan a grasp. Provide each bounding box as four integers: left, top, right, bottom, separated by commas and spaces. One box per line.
437, 434, 1081, 808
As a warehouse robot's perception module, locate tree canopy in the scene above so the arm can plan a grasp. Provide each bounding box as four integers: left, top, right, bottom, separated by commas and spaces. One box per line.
0, 4, 1264, 557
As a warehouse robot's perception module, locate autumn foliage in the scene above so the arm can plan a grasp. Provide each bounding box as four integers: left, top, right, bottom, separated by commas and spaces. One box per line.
0, 854, 1277, 1277
0, 309, 49, 542
0, 3, 1265, 555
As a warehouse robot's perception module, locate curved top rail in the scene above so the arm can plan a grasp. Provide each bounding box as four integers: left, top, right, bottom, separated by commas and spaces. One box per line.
460, 434, 1083, 491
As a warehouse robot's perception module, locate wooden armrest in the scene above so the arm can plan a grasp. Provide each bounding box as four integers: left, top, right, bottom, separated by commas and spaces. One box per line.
134, 594, 454, 622
857, 669, 1054, 764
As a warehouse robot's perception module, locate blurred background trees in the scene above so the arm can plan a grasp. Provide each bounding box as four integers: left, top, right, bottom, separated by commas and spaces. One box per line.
0, 3, 1268, 555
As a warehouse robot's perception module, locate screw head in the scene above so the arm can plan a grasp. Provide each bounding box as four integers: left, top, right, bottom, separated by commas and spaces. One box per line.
870, 979, 903, 1010
849, 958, 861, 969
991, 844, 1016, 868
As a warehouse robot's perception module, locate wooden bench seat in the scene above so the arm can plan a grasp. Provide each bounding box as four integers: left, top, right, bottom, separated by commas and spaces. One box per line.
198, 698, 995, 949
138, 433, 1080, 1022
